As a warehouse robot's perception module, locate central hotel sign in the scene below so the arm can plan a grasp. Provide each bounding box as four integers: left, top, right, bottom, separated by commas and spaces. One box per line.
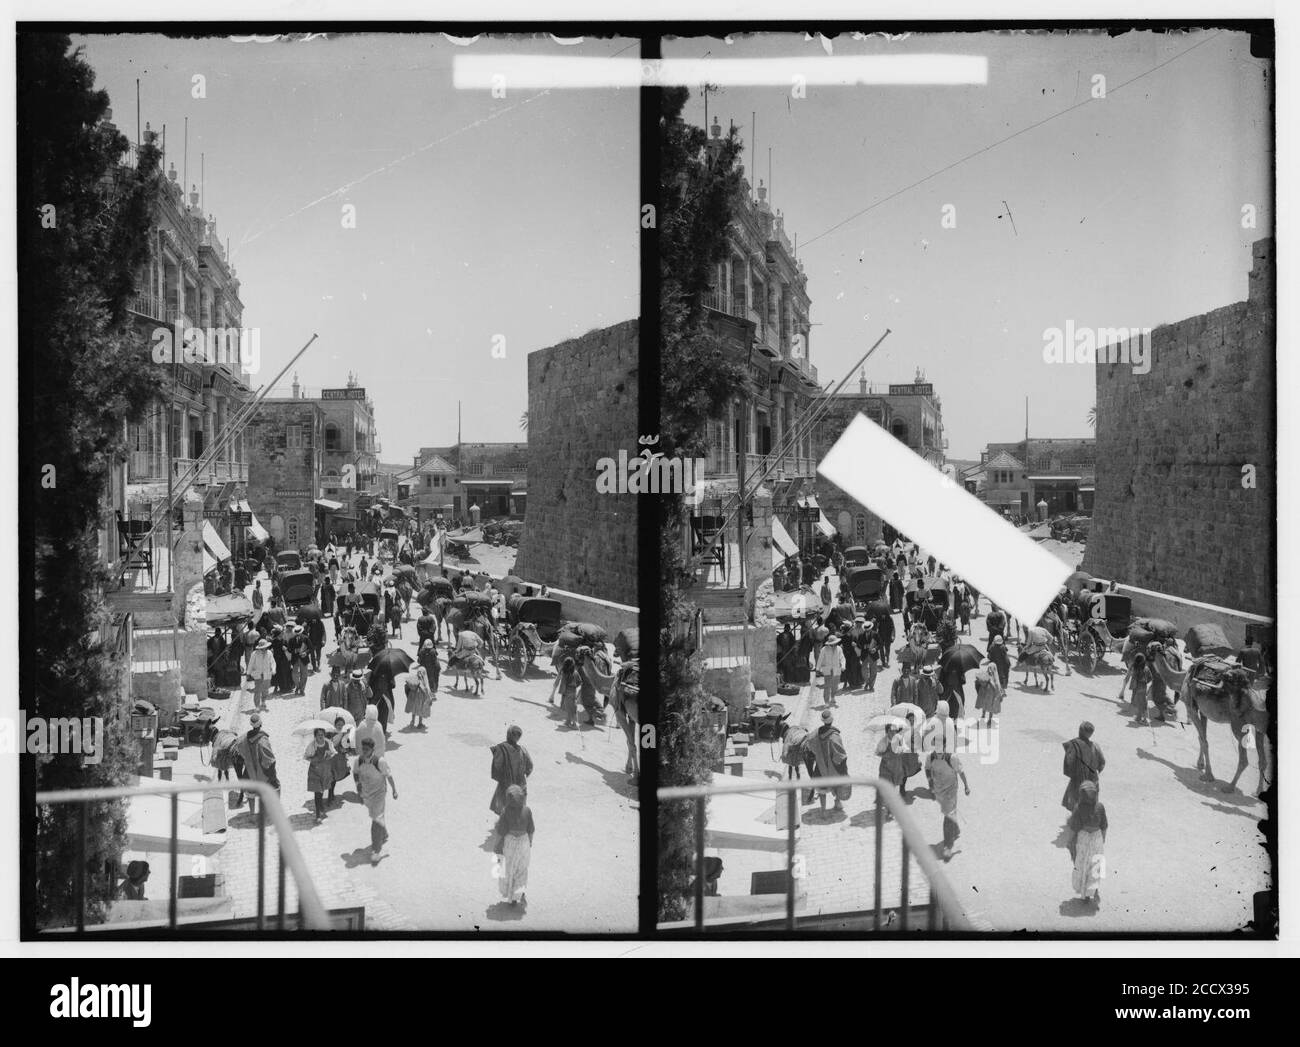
321, 388, 367, 400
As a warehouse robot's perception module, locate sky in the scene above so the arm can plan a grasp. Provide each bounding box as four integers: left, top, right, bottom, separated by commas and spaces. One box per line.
73, 32, 639, 463
666, 29, 1272, 459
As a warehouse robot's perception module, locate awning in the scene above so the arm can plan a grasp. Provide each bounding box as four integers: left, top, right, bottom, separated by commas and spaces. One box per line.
460, 479, 513, 486
817, 511, 836, 538
202, 520, 232, 575
314, 498, 344, 511
510, 490, 527, 496
796, 494, 820, 509
239, 500, 270, 543
1026, 476, 1082, 482
770, 515, 799, 558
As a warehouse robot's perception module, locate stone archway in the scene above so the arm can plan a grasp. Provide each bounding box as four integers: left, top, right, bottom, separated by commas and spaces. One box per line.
837, 510, 852, 538
269, 514, 285, 543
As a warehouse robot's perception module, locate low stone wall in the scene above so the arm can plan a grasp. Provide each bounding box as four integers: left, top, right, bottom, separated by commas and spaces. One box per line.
1109, 583, 1273, 649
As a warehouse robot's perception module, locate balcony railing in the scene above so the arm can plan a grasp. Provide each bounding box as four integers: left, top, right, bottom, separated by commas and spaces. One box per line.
703, 288, 747, 320
35, 779, 329, 933
658, 776, 973, 932
128, 293, 176, 326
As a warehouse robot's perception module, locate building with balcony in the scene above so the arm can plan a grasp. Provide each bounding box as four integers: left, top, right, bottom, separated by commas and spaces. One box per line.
313, 373, 380, 531
406, 442, 528, 523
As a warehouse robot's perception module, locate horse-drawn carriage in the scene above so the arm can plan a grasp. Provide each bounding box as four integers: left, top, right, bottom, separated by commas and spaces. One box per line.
842, 545, 873, 569
1070, 591, 1134, 673
505, 595, 563, 676
278, 568, 317, 611
845, 564, 885, 610
273, 550, 302, 581
338, 579, 383, 633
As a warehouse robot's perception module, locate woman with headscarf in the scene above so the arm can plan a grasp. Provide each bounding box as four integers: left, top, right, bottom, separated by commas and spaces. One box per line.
304, 727, 337, 822
493, 784, 535, 906
1066, 780, 1108, 907
418, 638, 441, 693
404, 666, 434, 730
973, 659, 1004, 725
354, 703, 386, 758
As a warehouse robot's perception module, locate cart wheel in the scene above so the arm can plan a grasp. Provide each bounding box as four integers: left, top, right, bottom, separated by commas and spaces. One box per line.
1083, 633, 1098, 675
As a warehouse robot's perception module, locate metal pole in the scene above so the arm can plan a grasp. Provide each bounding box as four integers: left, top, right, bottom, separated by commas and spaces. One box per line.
256, 801, 266, 931
169, 792, 179, 929
693, 796, 705, 931
76, 805, 87, 934
785, 790, 797, 931
277, 849, 286, 931
873, 792, 884, 929
900, 834, 910, 932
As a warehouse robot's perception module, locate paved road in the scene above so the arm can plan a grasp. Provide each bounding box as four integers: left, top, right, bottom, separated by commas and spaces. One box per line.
204, 550, 639, 931
763, 565, 1270, 932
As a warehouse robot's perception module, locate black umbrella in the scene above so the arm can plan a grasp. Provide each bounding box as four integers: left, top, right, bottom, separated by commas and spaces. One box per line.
865, 599, 892, 617
939, 643, 984, 679
294, 603, 323, 622
368, 647, 414, 690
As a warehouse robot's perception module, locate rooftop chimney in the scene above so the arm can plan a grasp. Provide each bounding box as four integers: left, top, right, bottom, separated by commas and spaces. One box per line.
859, 370, 867, 394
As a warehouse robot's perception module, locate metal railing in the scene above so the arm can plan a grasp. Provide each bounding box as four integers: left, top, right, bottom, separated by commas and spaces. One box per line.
658, 775, 973, 933
128, 292, 176, 326
35, 779, 330, 932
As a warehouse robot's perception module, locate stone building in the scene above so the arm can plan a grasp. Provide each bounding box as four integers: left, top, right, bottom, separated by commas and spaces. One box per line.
245, 400, 325, 551
315, 374, 380, 534
458, 442, 528, 521
513, 319, 638, 606
980, 437, 1097, 518
1083, 237, 1274, 617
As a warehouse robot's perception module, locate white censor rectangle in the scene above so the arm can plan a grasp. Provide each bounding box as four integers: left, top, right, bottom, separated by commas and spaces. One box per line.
453, 55, 989, 90
817, 414, 1069, 626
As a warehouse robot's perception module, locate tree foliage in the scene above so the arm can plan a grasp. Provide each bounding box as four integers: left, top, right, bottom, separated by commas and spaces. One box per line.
656, 86, 748, 922
20, 34, 163, 927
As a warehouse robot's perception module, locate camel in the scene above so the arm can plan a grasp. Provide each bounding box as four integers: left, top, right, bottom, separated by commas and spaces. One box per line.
1182, 660, 1272, 796
575, 646, 640, 785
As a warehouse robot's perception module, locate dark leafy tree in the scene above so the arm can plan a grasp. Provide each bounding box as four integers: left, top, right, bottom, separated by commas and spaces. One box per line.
657, 86, 749, 922
20, 34, 163, 927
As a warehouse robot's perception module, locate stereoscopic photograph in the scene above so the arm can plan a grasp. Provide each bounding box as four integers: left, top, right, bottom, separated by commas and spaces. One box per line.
655, 27, 1275, 933
18, 30, 640, 934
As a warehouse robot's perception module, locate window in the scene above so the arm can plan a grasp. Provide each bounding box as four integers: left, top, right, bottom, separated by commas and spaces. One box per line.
287, 425, 303, 449
287, 516, 299, 546
324, 423, 341, 452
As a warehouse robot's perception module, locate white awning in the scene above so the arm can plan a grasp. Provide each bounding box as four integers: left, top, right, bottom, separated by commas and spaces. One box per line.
797, 494, 820, 509
770, 515, 798, 558
817, 511, 836, 538
239, 500, 270, 543
314, 498, 344, 511
202, 520, 231, 575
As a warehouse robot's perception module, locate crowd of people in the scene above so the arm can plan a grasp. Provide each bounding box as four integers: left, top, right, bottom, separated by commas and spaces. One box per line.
211, 537, 541, 906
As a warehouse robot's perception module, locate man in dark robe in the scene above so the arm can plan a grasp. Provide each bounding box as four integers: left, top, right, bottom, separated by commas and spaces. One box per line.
874, 610, 894, 667
1061, 721, 1105, 810
489, 725, 534, 814
805, 710, 851, 812
840, 624, 863, 690
776, 623, 798, 685
889, 570, 905, 613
